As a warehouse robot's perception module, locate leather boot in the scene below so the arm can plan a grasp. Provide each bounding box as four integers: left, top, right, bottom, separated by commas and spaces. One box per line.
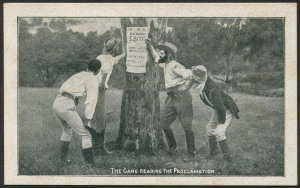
59, 141, 70, 162
218, 139, 232, 162
185, 130, 196, 157
82, 147, 95, 166
163, 128, 177, 155
208, 136, 218, 158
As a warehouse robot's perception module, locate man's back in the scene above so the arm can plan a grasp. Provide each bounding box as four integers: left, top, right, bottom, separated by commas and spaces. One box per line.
161, 60, 191, 89
59, 71, 98, 97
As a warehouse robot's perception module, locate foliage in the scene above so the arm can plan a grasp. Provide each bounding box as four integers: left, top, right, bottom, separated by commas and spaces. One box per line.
239, 72, 284, 88
19, 18, 122, 87
168, 18, 284, 88
19, 18, 284, 89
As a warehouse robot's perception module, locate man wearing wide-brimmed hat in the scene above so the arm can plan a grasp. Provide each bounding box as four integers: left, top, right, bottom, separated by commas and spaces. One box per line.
81, 37, 125, 156
147, 40, 196, 157
191, 65, 240, 162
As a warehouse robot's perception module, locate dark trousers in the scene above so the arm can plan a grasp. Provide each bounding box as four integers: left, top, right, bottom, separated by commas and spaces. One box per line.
162, 89, 195, 153
162, 90, 193, 131
93, 88, 106, 132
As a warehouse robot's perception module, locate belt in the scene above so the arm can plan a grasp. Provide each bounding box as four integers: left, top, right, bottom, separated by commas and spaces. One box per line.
166, 91, 181, 102
60, 92, 78, 100
166, 85, 181, 93
166, 84, 190, 93
166, 84, 191, 102
60, 92, 80, 105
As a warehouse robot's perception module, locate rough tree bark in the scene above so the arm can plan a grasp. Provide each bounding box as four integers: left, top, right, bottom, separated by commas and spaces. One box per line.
116, 18, 167, 154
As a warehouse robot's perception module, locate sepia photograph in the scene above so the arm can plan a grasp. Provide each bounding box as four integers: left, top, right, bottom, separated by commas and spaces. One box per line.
4, 3, 297, 186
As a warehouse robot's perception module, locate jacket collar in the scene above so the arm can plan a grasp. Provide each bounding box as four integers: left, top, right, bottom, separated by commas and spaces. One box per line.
195, 76, 208, 96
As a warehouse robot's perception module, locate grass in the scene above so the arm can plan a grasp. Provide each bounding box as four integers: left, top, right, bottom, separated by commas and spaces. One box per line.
18, 87, 284, 176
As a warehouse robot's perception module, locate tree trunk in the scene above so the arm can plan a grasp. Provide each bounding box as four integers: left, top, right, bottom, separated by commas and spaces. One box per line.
116, 18, 167, 154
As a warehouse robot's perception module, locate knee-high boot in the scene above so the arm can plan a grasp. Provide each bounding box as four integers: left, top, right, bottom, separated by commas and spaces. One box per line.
218, 139, 232, 162
59, 141, 70, 162
185, 130, 196, 156
163, 128, 177, 155
208, 136, 218, 158
82, 147, 95, 165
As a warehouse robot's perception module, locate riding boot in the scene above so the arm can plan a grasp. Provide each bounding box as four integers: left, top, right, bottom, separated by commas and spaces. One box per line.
163, 128, 177, 155
218, 139, 232, 162
82, 147, 95, 166
185, 130, 196, 157
208, 136, 218, 158
59, 141, 70, 162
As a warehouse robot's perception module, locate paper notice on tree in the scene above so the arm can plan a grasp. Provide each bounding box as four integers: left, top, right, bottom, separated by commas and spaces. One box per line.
126, 27, 149, 73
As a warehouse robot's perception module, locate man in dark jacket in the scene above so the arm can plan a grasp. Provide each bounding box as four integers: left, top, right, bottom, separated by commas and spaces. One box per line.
191, 65, 239, 162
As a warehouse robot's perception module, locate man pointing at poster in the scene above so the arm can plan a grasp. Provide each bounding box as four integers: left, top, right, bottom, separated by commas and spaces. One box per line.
147, 40, 197, 157
82, 37, 126, 156
93, 37, 126, 155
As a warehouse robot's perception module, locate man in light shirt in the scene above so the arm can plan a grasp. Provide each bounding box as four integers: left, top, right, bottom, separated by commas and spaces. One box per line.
147, 41, 196, 156
53, 59, 101, 166
93, 37, 125, 155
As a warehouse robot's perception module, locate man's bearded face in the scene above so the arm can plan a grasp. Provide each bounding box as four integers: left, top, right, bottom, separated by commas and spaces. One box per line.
158, 50, 168, 63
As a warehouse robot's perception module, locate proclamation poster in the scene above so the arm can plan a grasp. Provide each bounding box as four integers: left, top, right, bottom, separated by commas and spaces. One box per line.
126, 27, 149, 73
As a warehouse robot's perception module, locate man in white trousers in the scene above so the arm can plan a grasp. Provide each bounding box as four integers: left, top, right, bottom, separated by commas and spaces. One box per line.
53, 59, 101, 166
189, 65, 240, 162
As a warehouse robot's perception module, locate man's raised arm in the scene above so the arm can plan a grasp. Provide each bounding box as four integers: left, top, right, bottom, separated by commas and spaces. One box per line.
146, 39, 159, 63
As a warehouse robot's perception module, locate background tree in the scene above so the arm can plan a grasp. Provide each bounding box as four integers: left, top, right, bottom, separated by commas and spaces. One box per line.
168, 18, 284, 90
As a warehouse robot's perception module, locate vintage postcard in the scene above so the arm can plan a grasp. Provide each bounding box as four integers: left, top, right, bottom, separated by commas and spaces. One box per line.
3, 3, 297, 186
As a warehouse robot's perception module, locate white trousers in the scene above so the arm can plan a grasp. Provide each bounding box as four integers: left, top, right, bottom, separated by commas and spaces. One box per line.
53, 95, 92, 149
206, 109, 233, 141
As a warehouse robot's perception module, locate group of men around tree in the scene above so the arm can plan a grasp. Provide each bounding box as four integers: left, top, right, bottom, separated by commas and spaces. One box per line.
52, 36, 239, 167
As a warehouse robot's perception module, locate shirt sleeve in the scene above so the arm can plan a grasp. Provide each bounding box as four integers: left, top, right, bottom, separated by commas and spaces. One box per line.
96, 71, 102, 86
155, 56, 160, 63
104, 71, 112, 89
114, 53, 125, 64
148, 44, 159, 63
171, 63, 192, 80
84, 77, 99, 120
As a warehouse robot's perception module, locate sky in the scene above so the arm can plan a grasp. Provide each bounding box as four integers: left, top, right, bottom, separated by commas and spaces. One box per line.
25, 18, 121, 35
67, 18, 121, 35
24, 18, 173, 35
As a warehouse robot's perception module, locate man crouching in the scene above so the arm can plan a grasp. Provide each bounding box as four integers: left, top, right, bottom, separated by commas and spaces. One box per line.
191, 65, 240, 162
53, 59, 101, 166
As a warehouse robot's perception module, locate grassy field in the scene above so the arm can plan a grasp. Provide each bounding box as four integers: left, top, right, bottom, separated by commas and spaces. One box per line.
18, 87, 284, 176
